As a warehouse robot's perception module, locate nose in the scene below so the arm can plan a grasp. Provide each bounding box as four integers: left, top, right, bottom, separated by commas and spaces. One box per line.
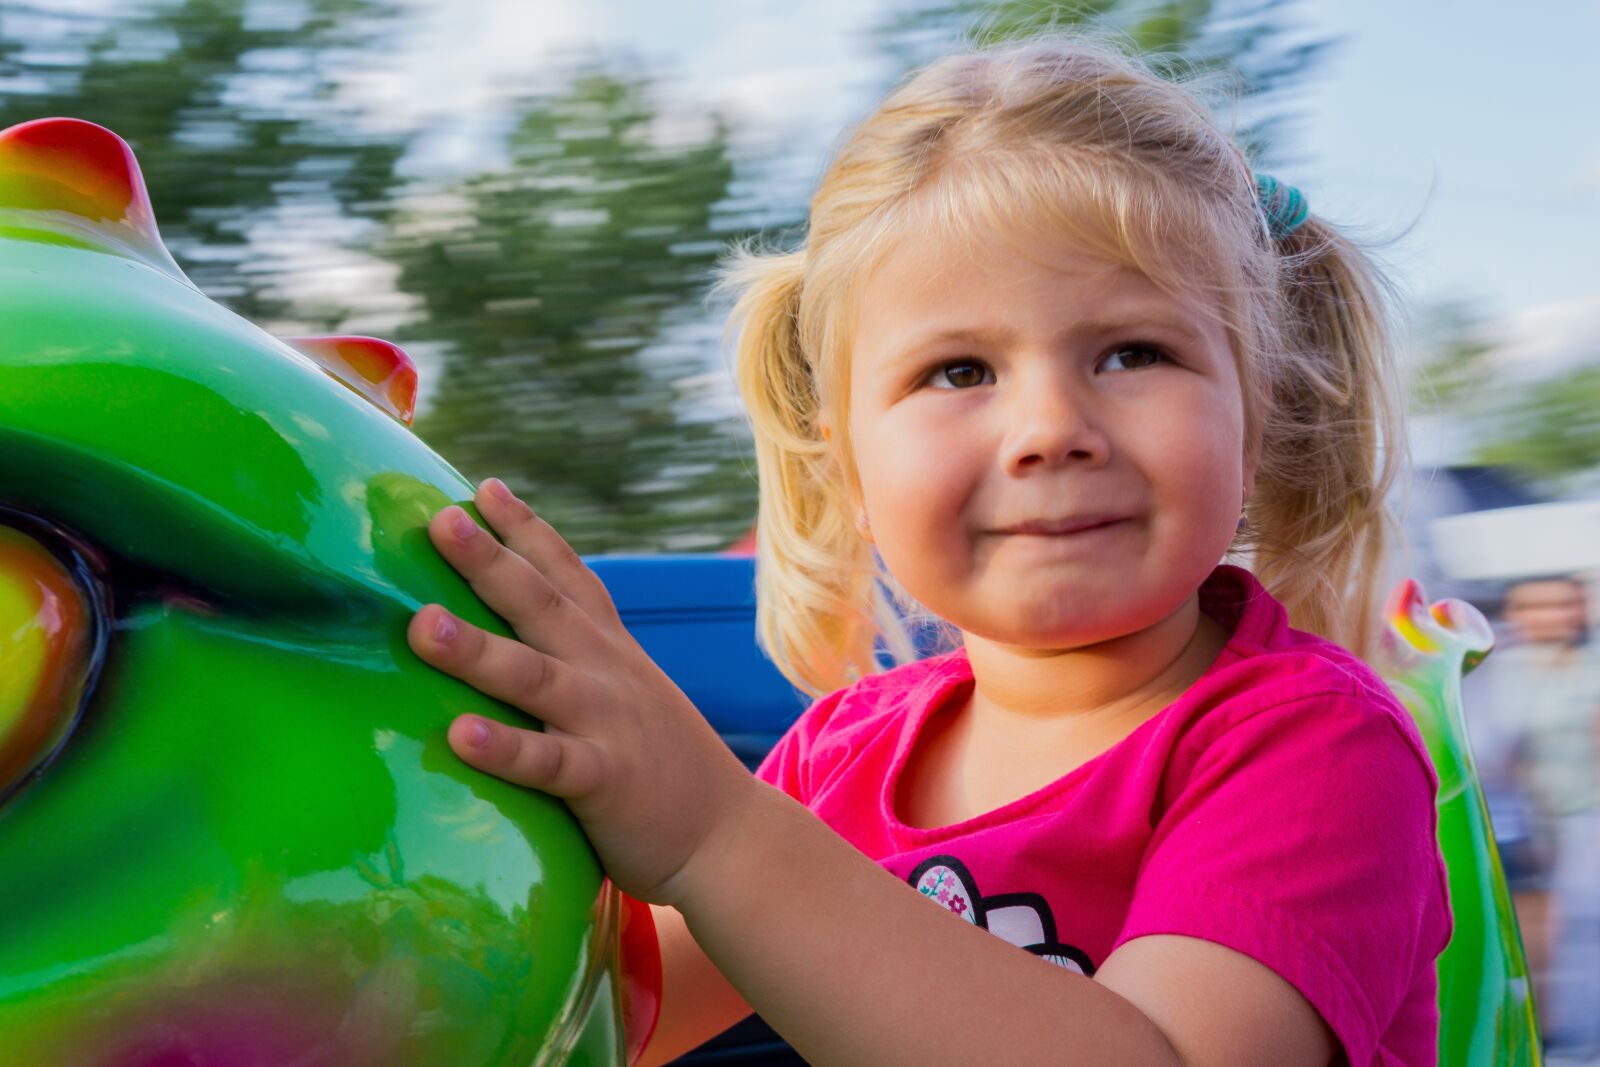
998, 370, 1110, 474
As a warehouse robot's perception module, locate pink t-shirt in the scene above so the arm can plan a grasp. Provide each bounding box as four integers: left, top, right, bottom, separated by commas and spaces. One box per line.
756, 565, 1451, 1067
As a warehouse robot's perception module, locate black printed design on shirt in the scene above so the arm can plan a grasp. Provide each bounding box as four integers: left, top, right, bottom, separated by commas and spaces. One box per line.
908, 854, 1096, 976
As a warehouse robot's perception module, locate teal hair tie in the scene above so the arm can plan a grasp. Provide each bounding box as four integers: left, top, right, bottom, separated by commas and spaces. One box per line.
1254, 173, 1309, 239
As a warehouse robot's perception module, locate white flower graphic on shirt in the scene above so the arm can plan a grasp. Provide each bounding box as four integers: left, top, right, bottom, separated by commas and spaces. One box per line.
909, 855, 1095, 976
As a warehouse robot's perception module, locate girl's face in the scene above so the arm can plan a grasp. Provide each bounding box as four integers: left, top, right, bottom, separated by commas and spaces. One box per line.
844, 224, 1253, 650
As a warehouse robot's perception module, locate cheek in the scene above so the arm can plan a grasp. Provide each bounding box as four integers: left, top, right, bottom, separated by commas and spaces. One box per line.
860, 456, 955, 546
851, 415, 974, 576
1145, 404, 1245, 510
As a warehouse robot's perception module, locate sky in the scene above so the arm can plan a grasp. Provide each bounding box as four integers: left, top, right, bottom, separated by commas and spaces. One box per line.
373, 0, 1599, 379
1296, 0, 1600, 369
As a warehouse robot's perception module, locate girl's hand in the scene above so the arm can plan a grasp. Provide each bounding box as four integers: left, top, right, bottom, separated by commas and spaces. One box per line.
406, 478, 756, 905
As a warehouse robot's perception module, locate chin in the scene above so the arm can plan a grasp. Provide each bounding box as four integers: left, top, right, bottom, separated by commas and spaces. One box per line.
964, 602, 1149, 651
972, 577, 1195, 650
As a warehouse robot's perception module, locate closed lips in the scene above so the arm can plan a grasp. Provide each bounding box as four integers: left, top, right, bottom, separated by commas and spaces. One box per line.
996, 516, 1130, 535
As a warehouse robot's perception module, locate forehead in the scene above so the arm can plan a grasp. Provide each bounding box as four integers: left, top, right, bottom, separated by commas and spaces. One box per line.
848, 221, 1226, 361
843, 153, 1238, 313
867, 220, 1149, 295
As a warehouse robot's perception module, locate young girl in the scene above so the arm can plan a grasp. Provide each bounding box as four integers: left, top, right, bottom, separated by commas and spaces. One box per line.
407, 37, 1450, 1067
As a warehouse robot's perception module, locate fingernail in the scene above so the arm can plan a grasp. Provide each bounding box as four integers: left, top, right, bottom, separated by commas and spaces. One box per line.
452, 511, 478, 542
433, 611, 459, 643
466, 718, 491, 748
486, 477, 515, 502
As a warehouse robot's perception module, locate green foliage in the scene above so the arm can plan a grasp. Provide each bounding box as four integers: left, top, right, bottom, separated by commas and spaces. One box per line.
1411, 300, 1600, 486
382, 64, 758, 553
1476, 365, 1600, 485
0, 0, 406, 323
1410, 301, 1498, 412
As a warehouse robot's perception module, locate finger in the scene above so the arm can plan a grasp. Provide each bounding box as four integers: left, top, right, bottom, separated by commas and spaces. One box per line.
448, 715, 605, 800
428, 505, 603, 663
474, 478, 623, 629
408, 604, 597, 734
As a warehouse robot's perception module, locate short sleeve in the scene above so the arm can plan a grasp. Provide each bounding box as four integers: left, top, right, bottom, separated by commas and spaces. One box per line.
1113, 688, 1450, 1067
754, 686, 849, 806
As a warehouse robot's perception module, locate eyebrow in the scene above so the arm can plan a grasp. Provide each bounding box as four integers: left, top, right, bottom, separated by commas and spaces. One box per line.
894, 327, 1013, 353
1076, 315, 1209, 344
887, 314, 1208, 362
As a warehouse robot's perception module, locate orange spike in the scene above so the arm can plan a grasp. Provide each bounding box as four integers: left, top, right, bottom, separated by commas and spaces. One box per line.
1384, 578, 1441, 655
0, 117, 188, 283
281, 336, 420, 426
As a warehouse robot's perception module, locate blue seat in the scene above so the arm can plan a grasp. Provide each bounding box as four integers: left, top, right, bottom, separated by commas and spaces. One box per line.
588, 555, 806, 770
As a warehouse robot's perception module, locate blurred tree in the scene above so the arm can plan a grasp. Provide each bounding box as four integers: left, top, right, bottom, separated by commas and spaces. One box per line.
879, 0, 1330, 161
1475, 366, 1600, 486
0, 0, 407, 324
1410, 301, 1600, 488
1410, 301, 1498, 413
382, 65, 757, 554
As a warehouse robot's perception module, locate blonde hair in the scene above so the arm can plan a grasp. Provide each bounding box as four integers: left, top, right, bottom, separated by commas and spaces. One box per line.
720, 37, 1404, 696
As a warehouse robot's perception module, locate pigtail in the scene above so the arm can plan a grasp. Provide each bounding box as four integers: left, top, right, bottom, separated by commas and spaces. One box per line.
1243, 217, 1406, 659
717, 244, 883, 695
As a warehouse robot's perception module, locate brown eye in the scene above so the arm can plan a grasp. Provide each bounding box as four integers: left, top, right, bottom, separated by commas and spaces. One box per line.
933, 360, 993, 389
1098, 344, 1169, 372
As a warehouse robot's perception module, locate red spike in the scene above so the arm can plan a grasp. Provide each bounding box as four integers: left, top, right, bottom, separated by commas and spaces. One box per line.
1383, 577, 1422, 621
282, 336, 420, 427
0, 117, 187, 282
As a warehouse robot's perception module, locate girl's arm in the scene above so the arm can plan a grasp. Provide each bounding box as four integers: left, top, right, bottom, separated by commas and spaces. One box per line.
407, 483, 1338, 1067
641, 842, 1330, 1066
665, 776, 1335, 1067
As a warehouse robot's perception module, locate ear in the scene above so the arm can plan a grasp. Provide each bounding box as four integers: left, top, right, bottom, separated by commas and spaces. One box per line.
1240, 431, 1262, 508
815, 414, 874, 543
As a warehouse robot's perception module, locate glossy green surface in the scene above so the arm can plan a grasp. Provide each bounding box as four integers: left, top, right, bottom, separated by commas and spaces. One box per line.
0, 119, 628, 1066
1377, 582, 1542, 1066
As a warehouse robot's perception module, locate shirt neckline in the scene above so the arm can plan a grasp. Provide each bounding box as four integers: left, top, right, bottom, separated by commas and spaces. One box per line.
878, 565, 1266, 843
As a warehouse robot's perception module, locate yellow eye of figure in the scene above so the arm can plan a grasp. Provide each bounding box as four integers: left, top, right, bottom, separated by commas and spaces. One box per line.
0, 525, 97, 799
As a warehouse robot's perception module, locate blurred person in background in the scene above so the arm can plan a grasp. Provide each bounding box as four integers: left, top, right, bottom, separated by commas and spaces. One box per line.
1486, 575, 1600, 1059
